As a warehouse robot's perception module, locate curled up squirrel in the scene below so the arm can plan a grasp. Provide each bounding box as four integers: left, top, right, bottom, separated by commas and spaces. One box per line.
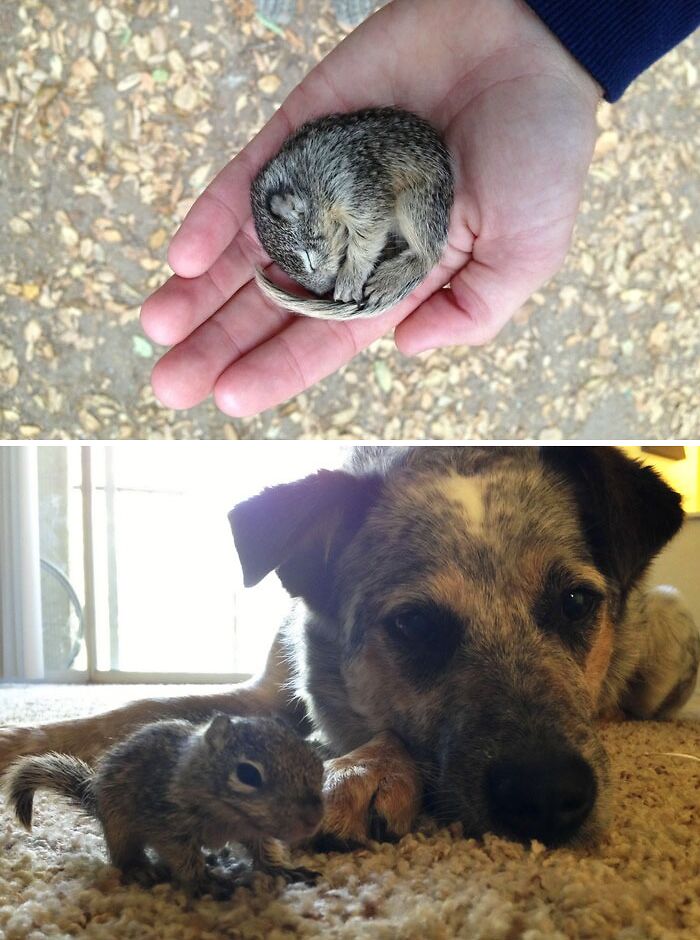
251, 107, 454, 320
4, 714, 324, 899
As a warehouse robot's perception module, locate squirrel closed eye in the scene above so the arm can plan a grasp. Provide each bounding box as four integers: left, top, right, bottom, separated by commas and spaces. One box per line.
250, 107, 454, 321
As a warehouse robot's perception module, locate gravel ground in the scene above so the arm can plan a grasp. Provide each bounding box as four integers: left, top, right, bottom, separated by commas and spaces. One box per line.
0, 1, 698, 440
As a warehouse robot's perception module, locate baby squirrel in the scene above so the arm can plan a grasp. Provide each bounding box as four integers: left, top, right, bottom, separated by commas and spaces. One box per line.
251, 107, 453, 320
4, 714, 324, 898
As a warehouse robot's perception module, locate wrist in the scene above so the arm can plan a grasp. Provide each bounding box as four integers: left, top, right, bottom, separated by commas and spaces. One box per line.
514, 0, 603, 103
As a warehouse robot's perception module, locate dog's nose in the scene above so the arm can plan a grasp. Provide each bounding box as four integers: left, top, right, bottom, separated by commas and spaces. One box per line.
485, 750, 596, 844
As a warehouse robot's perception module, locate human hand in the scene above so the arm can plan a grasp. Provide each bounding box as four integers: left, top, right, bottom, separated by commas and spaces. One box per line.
141, 0, 601, 417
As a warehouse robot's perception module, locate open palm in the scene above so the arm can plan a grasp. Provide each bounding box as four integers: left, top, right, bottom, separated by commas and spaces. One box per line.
141, 0, 600, 417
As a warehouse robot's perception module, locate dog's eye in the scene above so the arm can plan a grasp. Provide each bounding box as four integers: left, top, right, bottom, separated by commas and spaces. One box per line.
561, 588, 599, 622
387, 610, 432, 642
382, 603, 462, 683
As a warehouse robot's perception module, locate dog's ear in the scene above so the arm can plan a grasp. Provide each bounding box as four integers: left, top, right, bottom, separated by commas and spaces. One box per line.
229, 470, 383, 613
541, 447, 684, 591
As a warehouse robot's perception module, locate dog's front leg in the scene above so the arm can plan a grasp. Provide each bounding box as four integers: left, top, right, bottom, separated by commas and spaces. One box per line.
0, 682, 294, 772
318, 730, 422, 845
0, 634, 299, 771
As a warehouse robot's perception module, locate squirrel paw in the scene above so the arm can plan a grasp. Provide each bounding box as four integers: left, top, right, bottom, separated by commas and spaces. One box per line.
361, 255, 424, 313
262, 864, 320, 885
333, 266, 367, 304
121, 861, 171, 889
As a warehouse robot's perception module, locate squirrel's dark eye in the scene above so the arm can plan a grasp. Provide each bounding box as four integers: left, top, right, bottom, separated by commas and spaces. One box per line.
561, 588, 599, 622
235, 762, 263, 788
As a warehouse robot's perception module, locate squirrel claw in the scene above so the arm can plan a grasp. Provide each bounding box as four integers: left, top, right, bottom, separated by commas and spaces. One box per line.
263, 864, 320, 885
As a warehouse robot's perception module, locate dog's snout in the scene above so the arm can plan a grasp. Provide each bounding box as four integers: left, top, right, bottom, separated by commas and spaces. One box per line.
485, 751, 596, 844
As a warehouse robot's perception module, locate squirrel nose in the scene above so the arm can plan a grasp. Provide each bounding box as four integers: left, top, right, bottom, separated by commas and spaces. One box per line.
485, 750, 596, 844
302, 797, 324, 833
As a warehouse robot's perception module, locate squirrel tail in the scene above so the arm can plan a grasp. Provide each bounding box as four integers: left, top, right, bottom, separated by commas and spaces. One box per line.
4, 753, 97, 829
254, 268, 384, 321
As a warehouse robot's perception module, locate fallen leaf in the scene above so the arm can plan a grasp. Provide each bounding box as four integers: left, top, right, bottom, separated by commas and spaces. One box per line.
61, 225, 79, 247
173, 83, 198, 111
189, 163, 212, 189
374, 360, 393, 393
258, 74, 281, 95
22, 284, 40, 301
10, 217, 31, 235
148, 228, 167, 250
132, 335, 154, 358
95, 6, 112, 31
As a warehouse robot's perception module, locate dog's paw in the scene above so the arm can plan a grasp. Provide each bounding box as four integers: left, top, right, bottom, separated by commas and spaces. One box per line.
318, 731, 422, 845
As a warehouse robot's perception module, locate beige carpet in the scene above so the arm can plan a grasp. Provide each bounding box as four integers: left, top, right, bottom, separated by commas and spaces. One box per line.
1, 685, 699, 940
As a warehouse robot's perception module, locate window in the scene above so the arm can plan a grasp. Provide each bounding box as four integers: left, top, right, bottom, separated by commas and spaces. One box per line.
2, 443, 348, 682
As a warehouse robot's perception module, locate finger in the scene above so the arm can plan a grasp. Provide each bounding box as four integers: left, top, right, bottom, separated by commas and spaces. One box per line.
213, 306, 407, 418
395, 239, 567, 354
141, 227, 265, 346
150, 280, 292, 410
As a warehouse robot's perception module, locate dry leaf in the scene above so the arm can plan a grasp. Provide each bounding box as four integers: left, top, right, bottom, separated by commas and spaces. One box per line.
148, 228, 167, 250
9, 217, 31, 235
117, 73, 143, 92
24, 319, 42, 342
258, 74, 281, 95
61, 225, 79, 247
95, 6, 112, 30
21, 284, 40, 301
173, 83, 198, 111
93, 30, 107, 63
189, 163, 211, 189
134, 35, 151, 62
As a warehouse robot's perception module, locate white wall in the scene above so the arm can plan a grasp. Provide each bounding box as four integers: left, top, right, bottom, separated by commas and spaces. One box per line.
648, 514, 700, 621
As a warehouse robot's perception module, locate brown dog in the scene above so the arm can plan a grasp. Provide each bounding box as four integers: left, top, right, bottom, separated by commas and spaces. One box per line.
1, 447, 698, 847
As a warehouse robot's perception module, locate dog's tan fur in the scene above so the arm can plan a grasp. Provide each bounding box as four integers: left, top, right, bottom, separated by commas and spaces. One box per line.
1, 447, 698, 849
584, 612, 616, 700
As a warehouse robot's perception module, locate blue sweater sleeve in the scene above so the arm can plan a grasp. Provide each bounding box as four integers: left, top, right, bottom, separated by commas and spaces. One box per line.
525, 1, 700, 101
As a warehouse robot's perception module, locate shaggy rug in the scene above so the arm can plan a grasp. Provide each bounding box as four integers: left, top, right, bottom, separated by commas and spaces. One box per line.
0, 684, 698, 940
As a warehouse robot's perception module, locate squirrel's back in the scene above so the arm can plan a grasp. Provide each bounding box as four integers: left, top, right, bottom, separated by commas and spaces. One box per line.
260, 107, 452, 203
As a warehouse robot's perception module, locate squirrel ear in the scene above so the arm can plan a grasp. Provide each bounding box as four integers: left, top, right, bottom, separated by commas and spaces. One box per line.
269, 190, 306, 220
205, 714, 233, 750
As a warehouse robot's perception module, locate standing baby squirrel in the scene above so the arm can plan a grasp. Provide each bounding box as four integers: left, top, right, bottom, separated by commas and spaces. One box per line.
4, 714, 324, 898
251, 107, 454, 320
